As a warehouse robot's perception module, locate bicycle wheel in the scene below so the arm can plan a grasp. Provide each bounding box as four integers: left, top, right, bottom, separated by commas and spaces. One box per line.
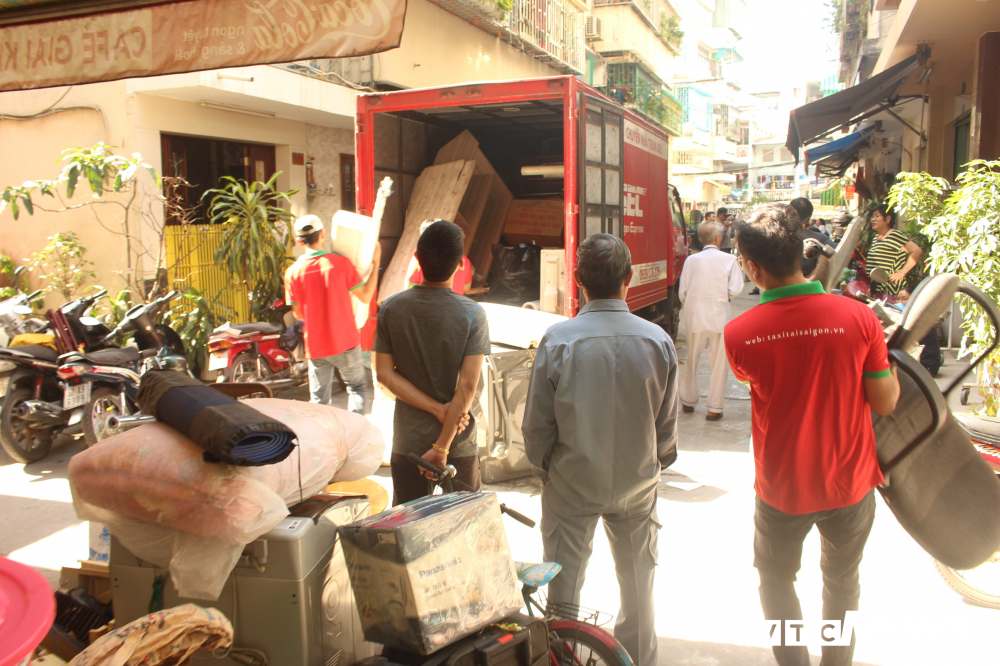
549, 621, 634, 666
934, 556, 1000, 609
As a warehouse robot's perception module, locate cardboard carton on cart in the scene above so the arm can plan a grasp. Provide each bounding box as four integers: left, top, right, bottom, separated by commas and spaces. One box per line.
340, 492, 522, 655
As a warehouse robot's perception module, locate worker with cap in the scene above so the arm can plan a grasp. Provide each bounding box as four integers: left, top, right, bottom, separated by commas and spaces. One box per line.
284, 215, 381, 413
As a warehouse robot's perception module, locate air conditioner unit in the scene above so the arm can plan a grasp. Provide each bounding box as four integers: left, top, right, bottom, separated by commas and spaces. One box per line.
585, 14, 602, 41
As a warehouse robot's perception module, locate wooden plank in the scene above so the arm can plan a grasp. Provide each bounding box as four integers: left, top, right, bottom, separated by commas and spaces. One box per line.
468, 174, 514, 284
378, 160, 476, 303
458, 174, 492, 254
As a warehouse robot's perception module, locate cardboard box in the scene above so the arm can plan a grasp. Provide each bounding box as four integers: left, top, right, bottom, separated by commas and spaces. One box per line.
503, 199, 564, 247
60, 561, 112, 605
341, 492, 521, 655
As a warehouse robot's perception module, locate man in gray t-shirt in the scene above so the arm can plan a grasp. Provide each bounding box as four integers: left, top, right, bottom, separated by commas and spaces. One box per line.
375, 220, 491, 505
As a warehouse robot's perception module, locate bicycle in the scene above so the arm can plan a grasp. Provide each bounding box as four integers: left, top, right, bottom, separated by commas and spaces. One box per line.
404, 453, 635, 666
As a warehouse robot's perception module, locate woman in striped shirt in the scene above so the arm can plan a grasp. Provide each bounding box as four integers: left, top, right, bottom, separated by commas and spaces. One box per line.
867, 204, 923, 299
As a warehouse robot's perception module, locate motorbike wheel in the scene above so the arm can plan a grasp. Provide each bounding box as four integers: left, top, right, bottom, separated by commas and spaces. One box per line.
934, 556, 1000, 609
82, 386, 126, 447
0, 387, 54, 463
225, 351, 272, 383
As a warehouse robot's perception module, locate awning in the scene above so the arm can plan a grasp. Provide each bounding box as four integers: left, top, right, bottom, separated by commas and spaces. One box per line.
0, 0, 407, 92
786, 54, 921, 161
805, 127, 876, 177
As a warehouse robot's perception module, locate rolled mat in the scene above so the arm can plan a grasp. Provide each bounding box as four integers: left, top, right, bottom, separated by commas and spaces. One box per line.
136, 371, 295, 466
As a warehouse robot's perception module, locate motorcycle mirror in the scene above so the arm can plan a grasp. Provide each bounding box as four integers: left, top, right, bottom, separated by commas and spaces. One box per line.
12, 305, 32, 315
13, 266, 26, 280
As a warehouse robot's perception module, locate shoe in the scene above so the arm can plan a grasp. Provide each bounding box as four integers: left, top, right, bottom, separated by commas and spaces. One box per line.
682, 405, 694, 413
749, 287, 760, 295
706, 412, 723, 421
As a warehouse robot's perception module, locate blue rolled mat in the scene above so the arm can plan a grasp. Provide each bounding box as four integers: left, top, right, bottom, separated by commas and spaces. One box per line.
136, 371, 296, 466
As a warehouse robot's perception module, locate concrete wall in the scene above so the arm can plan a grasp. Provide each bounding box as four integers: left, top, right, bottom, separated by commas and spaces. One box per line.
0, 82, 135, 303
374, 0, 555, 88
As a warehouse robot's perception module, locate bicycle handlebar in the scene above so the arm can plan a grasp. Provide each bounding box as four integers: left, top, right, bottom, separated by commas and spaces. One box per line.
405, 453, 537, 526
499, 504, 536, 528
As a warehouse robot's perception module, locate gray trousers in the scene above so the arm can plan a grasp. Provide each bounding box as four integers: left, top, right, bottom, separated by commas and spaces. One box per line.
307, 346, 369, 414
541, 484, 659, 666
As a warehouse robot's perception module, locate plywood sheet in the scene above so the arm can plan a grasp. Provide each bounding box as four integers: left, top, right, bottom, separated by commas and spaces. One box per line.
468, 174, 515, 284
434, 130, 496, 176
378, 159, 476, 303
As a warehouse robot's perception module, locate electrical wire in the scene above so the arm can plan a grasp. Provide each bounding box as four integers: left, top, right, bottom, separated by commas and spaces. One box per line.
0, 85, 110, 138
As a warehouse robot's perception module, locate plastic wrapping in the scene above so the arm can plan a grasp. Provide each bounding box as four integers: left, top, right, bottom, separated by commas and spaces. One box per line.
69, 399, 384, 599
341, 492, 521, 655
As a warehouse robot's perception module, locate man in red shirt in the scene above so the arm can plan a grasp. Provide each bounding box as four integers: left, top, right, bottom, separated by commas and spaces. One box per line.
284, 215, 380, 413
725, 204, 899, 666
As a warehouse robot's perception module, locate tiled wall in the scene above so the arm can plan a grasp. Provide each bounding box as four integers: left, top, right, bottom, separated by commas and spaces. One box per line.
305, 124, 355, 228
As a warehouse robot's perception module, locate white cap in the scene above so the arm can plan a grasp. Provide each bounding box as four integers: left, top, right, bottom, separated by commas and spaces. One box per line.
294, 215, 323, 238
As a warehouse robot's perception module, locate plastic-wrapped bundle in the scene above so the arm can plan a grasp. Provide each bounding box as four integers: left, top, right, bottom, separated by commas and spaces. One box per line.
69, 399, 384, 599
136, 371, 295, 466
341, 492, 522, 655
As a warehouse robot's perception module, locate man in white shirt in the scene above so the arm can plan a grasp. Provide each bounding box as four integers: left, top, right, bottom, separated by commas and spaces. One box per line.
678, 221, 744, 420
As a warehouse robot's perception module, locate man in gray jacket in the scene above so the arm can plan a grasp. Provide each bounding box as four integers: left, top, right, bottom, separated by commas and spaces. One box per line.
523, 234, 679, 666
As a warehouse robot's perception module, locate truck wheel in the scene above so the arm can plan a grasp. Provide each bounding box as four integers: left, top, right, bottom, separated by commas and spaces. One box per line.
83, 386, 126, 447
0, 387, 54, 463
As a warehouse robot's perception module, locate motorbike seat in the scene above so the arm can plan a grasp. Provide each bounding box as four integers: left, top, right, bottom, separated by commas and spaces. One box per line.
61, 347, 142, 366
225, 322, 283, 336
1, 344, 59, 362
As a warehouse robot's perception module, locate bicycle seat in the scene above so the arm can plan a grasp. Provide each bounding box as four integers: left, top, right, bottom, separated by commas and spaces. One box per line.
514, 561, 562, 588
225, 322, 282, 336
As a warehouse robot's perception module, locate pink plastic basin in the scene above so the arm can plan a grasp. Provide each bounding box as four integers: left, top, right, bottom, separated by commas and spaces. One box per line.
0, 557, 55, 666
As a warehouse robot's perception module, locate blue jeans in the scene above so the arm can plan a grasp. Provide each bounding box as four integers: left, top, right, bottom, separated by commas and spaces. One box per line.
307, 346, 369, 414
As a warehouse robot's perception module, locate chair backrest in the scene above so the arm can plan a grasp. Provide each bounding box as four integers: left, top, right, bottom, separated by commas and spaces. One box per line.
823, 215, 865, 292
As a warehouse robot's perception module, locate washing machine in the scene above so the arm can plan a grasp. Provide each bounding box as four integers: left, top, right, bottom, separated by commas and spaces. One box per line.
110, 493, 378, 665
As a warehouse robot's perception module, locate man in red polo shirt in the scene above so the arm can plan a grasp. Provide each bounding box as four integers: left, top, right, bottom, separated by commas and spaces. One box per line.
725, 204, 899, 666
284, 215, 380, 413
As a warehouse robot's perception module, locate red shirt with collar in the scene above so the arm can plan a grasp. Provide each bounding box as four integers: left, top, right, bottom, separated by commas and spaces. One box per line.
408, 256, 473, 295
724, 281, 891, 515
284, 250, 363, 359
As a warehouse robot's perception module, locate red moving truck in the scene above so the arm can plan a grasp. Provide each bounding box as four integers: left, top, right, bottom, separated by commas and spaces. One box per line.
355, 75, 690, 338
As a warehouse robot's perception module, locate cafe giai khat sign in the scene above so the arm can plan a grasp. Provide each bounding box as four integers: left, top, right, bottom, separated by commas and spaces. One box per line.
0, 0, 407, 91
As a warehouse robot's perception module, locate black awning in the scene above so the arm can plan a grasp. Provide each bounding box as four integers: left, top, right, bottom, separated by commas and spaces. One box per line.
0, 0, 177, 26
786, 54, 921, 162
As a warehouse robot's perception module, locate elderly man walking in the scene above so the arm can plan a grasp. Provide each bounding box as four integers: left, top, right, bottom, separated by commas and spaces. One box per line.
679, 221, 744, 420
523, 234, 679, 666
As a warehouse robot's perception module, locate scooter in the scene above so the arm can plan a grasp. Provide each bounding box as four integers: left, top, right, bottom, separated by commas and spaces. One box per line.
206, 299, 307, 391
0, 267, 46, 348
56, 291, 187, 446
0, 288, 110, 463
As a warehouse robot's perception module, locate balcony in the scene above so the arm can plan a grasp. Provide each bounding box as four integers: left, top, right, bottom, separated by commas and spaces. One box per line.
599, 63, 683, 136
592, 0, 678, 75
713, 136, 738, 160
430, 0, 585, 75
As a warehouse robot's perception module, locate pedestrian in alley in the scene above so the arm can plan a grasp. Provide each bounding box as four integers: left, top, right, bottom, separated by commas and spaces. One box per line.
724, 204, 900, 666
284, 215, 380, 413
717, 207, 735, 254
523, 233, 678, 666
678, 221, 744, 421
374, 220, 490, 505
790, 197, 835, 278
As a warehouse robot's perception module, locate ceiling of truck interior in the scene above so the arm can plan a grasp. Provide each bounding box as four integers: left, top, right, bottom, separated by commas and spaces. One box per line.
401, 99, 565, 138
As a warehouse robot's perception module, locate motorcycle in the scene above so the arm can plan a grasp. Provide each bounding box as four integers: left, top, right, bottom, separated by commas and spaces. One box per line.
0, 288, 111, 463
206, 299, 307, 392
56, 290, 188, 446
0, 267, 47, 348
